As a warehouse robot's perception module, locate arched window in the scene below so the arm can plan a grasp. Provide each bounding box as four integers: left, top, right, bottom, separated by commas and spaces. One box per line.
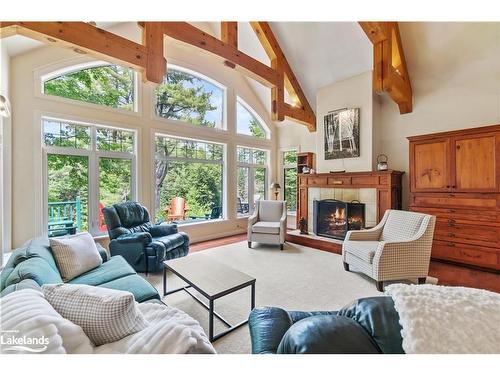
43, 63, 136, 111
155, 67, 224, 129
236, 97, 269, 139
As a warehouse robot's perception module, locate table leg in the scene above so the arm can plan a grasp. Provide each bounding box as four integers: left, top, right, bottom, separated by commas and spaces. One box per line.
163, 266, 167, 296
209, 299, 214, 342
251, 282, 255, 310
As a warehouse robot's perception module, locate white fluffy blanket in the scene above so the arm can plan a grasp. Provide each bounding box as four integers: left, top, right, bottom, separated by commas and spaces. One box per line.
1, 289, 215, 354
385, 284, 500, 354
95, 301, 215, 354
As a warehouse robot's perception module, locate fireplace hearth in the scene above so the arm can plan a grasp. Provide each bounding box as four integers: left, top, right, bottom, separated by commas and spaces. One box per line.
313, 199, 365, 240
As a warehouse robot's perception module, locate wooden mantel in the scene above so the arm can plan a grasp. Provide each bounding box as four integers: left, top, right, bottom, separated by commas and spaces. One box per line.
296, 170, 404, 226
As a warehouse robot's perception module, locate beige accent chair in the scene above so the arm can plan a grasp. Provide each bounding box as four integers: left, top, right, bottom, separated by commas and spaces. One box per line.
342, 209, 436, 292
248, 200, 287, 250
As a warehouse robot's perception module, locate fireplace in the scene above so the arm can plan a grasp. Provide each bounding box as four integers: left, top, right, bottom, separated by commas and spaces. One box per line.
313, 199, 365, 240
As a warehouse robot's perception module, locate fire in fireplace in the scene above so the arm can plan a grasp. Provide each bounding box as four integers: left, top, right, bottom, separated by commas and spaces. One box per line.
313, 199, 365, 240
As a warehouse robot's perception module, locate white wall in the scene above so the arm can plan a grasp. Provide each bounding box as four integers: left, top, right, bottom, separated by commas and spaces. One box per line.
0, 43, 12, 260
379, 22, 500, 208
279, 23, 500, 211
8, 23, 278, 248
278, 70, 376, 172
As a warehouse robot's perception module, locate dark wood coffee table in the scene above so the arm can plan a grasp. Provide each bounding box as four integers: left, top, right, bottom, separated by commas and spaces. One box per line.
163, 255, 256, 342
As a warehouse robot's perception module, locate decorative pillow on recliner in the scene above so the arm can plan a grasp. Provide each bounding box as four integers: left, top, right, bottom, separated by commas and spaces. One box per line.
42, 284, 148, 346
49, 232, 102, 281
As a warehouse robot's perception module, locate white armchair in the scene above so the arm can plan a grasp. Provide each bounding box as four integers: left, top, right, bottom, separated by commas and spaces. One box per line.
342, 209, 436, 291
248, 200, 287, 250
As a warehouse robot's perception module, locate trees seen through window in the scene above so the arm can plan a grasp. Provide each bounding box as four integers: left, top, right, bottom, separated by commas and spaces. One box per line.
236, 99, 267, 138
155, 69, 223, 128
43, 65, 135, 111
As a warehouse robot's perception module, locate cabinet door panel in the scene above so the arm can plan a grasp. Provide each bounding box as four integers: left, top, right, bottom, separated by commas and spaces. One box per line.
411, 140, 450, 192
454, 135, 497, 192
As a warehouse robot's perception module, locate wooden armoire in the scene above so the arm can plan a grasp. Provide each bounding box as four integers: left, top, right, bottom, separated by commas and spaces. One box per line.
408, 124, 500, 272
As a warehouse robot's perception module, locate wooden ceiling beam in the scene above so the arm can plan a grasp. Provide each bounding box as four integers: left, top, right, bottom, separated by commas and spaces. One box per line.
1, 22, 149, 74
140, 22, 167, 84
1, 21, 316, 129
283, 103, 316, 131
359, 21, 412, 114
221, 22, 238, 49
161, 22, 278, 88
250, 21, 316, 131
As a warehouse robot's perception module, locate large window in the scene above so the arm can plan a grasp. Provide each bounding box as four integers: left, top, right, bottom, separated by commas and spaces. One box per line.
236, 98, 268, 138
43, 64, 136, 111
155, 68, 224, 129
282, 150, 298, 213
237, 146, 268, 216
155, 135, 224, 224
43, 118, 136, 236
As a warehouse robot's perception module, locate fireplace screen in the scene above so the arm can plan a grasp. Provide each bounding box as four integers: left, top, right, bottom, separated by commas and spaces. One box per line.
313, 199, 365, 240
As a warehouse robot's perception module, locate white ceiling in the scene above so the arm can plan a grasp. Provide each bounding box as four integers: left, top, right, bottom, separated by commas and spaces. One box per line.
1, 35, 44, 57
1, 21, 373, 114
269, 22, 372, 109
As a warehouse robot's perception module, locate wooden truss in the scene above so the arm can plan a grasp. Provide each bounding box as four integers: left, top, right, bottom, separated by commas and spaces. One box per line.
0, 21, 316, 130
359, 22, 413, 114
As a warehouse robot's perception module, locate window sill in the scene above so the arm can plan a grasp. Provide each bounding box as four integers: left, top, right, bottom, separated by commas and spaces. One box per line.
177, 218, 229, 228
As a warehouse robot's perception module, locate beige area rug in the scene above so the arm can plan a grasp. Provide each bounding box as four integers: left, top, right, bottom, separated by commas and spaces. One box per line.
145, 241, 382, 354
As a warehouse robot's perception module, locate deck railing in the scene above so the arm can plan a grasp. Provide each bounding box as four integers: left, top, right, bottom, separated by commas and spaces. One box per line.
48, 199, 82, 236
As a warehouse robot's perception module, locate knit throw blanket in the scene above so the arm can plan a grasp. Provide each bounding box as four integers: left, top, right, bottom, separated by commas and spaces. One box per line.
385, 284, 500, 354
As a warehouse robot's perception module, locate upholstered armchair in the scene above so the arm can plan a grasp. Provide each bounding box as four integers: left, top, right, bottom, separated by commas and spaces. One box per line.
342, 209, 436, 292
103, 201, 189, 274
248, 200, 287, 250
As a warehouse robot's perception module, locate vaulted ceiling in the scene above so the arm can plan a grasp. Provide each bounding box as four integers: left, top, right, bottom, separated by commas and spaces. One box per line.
1, 21, 373, 124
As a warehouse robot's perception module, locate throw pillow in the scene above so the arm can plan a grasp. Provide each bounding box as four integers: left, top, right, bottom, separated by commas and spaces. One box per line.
49, 232, 102, 281
42, 284, 149, 346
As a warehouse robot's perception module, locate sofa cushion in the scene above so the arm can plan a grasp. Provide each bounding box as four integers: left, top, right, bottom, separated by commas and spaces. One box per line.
50, 232, 103, 282
96, 274, 160, 303
4, 257, 63, 288
0, 278, 42, 298
154, 233, 186, 251
380, 210, 425, 242
252, 221, 281, 234
258, 200, 284, 222
338, 296, 404, 354
43, 284, 148, 346
68, 255, 136, 286
343, 241, 379, 263
1, 237, 60, 291
277, 315, 381, 354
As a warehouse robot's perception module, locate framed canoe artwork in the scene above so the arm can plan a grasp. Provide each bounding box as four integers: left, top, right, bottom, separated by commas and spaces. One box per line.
324, 108, 360, 160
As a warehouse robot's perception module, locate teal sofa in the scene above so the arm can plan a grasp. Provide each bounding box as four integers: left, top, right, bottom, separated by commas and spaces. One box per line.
0, 237, 160, 302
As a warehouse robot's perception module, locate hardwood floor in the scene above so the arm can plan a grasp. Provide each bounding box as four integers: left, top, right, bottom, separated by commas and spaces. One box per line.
193, 233, 499, 292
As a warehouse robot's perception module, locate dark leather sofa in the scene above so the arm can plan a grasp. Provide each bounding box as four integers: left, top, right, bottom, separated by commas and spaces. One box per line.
103, 202, 189, 274
248, 296, 404, 354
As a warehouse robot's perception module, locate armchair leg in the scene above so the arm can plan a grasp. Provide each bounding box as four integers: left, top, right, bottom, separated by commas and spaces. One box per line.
343, 262, 350, 271
376, 281, 384, 292
248, 241, 252, 248
280, 244, 284, 251
418, 277, 427, 285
